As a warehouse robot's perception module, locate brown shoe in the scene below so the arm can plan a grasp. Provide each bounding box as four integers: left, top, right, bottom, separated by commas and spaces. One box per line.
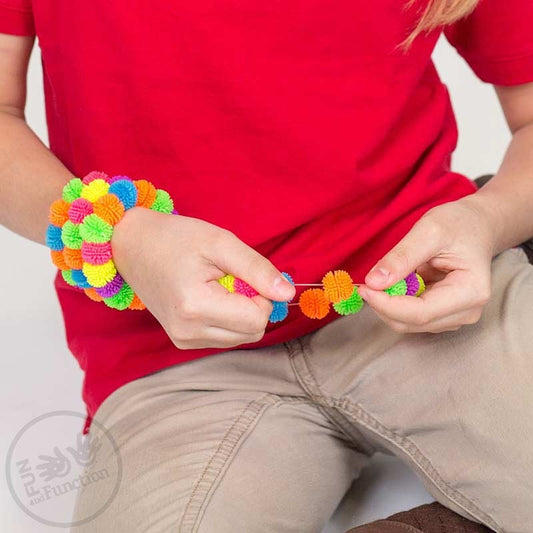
346, 520, 421, 532
345, 502, 493, 532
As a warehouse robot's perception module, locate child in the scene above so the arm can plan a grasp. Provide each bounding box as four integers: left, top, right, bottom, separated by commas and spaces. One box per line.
1, 1, 532, 531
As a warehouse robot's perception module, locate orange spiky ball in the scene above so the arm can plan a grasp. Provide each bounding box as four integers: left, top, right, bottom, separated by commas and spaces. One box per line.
128, 294, 146, 310
299, 288, 330, 319
134, 179, 158, 208
50, 249, 69, 271
48, 199, 71, 227
63, 247, 84, 270
93, 193, 125, 226
321, 270, 354, 303
83, 288, 104, 302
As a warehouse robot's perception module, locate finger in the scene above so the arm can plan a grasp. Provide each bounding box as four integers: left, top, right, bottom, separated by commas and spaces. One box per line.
210, 231, 295, 302
416, 262, 447, 284
364, 216, 443, 290
358, 270, 481, 325
177, 326, 266, 350
426, 308, 483, 332
205, 325, 267, 347
198, 280, 273, 334
376, 306, 483, 334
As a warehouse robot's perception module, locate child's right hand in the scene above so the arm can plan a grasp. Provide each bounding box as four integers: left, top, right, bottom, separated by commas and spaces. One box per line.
111, 207, 295, 349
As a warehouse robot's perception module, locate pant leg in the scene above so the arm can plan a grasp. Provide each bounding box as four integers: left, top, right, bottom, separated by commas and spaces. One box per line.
71, 342, 369, 533
286, 246, 533, 533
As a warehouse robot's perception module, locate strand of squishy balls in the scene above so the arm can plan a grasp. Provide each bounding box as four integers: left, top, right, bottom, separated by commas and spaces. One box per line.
218, 269, 426, 323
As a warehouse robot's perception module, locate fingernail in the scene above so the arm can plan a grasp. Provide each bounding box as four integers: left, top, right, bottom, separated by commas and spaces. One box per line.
273, 276, 294, 299
369, 267, 389, 282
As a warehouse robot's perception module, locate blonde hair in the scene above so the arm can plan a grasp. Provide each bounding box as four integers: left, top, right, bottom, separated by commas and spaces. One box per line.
403, 0, 480, 48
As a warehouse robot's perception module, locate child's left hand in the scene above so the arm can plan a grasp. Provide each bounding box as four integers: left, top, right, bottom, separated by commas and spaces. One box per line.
357, 195, 500, 334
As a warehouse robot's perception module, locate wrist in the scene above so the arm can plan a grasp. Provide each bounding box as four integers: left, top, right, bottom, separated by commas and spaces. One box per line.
458, 188, 509, 256
111, 206, 146, 272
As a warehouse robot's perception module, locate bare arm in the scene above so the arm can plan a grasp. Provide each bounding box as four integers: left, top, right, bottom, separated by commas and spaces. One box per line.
464, 82, 533, 255
0, 33, 75, 244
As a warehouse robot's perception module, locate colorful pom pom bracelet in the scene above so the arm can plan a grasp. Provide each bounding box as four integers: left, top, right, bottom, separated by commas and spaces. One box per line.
46, 171, 176, 310
217, 269, 426, 323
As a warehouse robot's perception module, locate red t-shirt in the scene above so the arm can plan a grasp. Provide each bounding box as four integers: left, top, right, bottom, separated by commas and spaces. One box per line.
2, 1, 533, 433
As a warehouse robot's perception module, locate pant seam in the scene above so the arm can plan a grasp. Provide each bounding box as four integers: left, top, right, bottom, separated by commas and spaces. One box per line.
285, 338, 376, 457
333, 396, 502, 533
178, 392, 284, 532
288, 336, 503, 533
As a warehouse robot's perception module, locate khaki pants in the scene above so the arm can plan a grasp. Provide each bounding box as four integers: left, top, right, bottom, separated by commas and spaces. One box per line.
72, 246, 533, 533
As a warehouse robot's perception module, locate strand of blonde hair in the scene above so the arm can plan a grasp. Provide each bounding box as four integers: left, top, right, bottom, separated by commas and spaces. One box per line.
403, 0, 480, 48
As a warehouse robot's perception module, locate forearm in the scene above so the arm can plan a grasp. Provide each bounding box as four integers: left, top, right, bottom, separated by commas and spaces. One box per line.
0, 107, 75, 244
462, 121, 533, 256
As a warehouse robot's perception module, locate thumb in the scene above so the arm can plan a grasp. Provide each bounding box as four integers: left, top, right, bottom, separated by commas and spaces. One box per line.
365, 218, 442, 290
213, 232, 295, 301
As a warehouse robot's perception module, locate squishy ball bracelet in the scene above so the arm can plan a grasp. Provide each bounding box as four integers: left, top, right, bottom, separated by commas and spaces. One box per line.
46, 171, 176, 310
46, 172, 426, 322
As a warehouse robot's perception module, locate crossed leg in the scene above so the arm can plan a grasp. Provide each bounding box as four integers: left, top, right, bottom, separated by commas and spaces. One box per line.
288, 246, 533, 533
71, 347, 369, 532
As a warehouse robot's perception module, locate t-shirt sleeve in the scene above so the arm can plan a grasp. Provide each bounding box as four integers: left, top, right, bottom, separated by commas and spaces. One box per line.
0, 0, 35, 36
443, 0, 533, 86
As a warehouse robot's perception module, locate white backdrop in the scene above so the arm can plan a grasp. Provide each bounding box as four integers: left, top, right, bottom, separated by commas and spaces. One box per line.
0, 36, 511, 532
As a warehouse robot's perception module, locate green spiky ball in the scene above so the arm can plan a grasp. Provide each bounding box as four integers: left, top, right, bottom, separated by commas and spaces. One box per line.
384, 279, 408, 296
62, 178, 83, 202
104, 282, 135, 310
151, 189, 174, 214
61, 269, 77, 287
61, 221, 83, 249
79, 214, 113, 243
333, 287, 364, 316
